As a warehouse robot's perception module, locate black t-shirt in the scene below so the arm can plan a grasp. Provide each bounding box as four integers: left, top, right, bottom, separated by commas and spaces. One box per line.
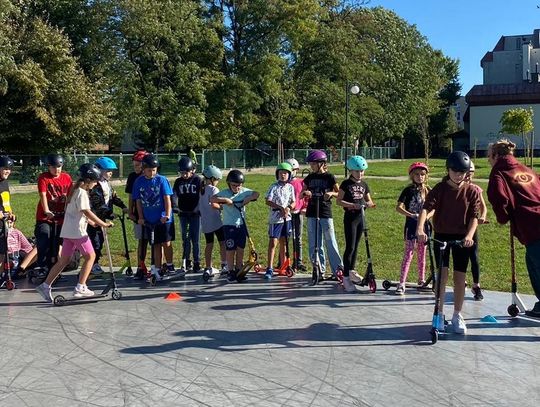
125, 171, 142, 220
173, 175, 203, 214
304, 172, 337, 218
339, 178, 369, 211
0, 179, 10, 213
398, 184, 428, 240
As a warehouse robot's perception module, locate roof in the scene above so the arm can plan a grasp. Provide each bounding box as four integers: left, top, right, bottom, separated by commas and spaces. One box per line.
465, 83, 540, 106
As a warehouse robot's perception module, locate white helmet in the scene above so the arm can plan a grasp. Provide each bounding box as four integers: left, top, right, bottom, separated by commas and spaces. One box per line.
285, 158, 299, 170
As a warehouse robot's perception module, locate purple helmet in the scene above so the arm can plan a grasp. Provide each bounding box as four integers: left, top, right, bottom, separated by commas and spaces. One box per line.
306, 150, 327, 163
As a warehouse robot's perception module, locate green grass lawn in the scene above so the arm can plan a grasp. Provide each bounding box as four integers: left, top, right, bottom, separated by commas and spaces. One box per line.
10, 168, 532, 295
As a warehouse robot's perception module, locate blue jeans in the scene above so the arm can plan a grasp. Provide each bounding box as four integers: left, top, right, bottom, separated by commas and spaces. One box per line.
307, 217, 343, 274
180, 215, 200, 263
525, 239, 540, 304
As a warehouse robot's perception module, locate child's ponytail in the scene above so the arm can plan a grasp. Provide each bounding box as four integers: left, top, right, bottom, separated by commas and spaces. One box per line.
66, 179, 85, 204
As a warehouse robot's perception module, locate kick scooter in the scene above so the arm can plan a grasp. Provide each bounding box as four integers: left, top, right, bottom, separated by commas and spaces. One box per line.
352, 205, 377, 292
234, 202, 262, 282
117, 211, 134, 276
53, 226, 122, 306
507, 230, 527, 317
0, 216, 15, 290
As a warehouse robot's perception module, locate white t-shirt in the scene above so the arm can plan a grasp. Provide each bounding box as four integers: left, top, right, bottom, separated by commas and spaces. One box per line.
60, 187, 91, 239
99, 179, 111, 204
199, 185, 223, 233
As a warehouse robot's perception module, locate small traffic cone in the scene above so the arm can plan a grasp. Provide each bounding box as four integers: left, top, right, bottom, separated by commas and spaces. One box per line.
480, 315, 498, 323
165, 292, 182, 301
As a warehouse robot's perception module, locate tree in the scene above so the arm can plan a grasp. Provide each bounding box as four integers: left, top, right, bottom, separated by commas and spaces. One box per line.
0, 0, 113, 154
500, 107, 534, 166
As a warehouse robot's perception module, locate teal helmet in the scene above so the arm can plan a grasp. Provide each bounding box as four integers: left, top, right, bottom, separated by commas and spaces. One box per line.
275, 162, 293, 181
95, 156, 118, 170
203, 165, 222, 180
346, 155, 368, 171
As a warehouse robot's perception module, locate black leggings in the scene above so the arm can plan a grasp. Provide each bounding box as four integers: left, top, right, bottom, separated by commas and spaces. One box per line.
343, 211, 364, 277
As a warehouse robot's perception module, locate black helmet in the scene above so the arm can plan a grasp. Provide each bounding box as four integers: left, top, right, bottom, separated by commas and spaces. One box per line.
177, 156, 194, 172
142, 154, 159, 169
46, 154, 64, 167
226, 169, 244, 184
78, 163, 101, 181
446, 151, 471, 172
0, 155, 14, 168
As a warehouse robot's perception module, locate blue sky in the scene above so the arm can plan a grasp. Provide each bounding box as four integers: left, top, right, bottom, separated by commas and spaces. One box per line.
369, 0, 540, 95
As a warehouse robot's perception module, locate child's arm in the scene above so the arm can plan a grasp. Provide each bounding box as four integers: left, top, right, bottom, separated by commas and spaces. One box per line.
323, 183, 339, 201
242, 191, 259, 206
364, 192, 375, 208
162, 195, 172, 223
479, 193, 488, 223
463, 217, 479, 247
211, 195, 233, 206
39, 191, 55, 220
83, 209, 113, 228
416, 209, 429, 243
111, 189, 128, 213
336, 189, 357, 210
136, 200, 145, 225
396, 202, 417, 218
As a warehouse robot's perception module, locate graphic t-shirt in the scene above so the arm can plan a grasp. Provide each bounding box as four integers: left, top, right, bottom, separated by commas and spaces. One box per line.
199, 185, 223, 233
132, 175, 173, 224
216, 187, 254, 227
60, 188, 91, 239
398, 184, 428, 240
265, 182, 295, 224
339, 178, 370, 210
172, 175, 203, 214
35, 172, 72, 223
303, 172, 337, 219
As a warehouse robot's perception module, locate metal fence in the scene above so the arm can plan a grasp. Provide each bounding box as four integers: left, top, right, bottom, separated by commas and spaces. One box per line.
8, 147, 397, 184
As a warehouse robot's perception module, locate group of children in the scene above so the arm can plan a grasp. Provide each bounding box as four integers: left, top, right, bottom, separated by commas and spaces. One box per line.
0, 148, 488, 334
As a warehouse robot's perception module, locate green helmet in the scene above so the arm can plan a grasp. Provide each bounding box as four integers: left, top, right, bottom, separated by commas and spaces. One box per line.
275, 162, 293, 181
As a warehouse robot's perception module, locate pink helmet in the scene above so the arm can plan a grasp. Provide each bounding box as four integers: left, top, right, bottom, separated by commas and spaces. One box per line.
408, 162, 429, 174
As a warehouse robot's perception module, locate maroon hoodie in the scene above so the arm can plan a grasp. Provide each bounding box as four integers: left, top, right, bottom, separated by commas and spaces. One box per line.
487, 155, 540, 245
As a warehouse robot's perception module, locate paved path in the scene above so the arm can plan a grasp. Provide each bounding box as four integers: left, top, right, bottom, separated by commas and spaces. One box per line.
1, 272, 539, 406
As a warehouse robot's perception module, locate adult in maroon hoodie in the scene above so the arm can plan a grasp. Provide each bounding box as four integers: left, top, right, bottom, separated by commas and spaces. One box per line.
486, 139, 540, 317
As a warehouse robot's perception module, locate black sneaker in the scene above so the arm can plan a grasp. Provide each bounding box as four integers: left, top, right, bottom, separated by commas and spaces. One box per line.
186, 259, 193, 270
227, 269, 238, 282
296, 262, 307, 272
134, 268, 145, 280
472, 286, 484, 301
525, 302, 540, 317
193, 262, 201, 273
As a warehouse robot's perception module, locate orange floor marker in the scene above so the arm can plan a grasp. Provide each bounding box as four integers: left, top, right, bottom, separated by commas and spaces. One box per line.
165, 292, 182, 301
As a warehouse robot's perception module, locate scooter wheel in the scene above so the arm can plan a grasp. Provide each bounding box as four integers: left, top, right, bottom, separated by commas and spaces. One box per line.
431, 329, 438, 344
6, 280, 15, 290
368, 278, 377, 293
253, 264, 262, 273
54, 295, 66, 306
150, 275, 157, 286
285, 267, 294, 278
125, 268, 133, 277
111, 290, 122, 300
202, 272, 211, 282
335, 269, 343, 284
507, 304, 519, 317
382, 280, 391, 290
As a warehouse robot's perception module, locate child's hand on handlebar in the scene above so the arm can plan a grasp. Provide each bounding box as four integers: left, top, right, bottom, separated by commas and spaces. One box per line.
462, 236, 474, 247
416, 231, 427, 244
104, 220, 114, 228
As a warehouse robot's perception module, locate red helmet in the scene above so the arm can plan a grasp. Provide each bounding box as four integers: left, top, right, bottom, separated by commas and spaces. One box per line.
132, 150, 148, 162
408, 162, 429, 174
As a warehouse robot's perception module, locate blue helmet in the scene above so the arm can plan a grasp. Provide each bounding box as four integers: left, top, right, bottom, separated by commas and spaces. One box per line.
202, 165, 222, 180
346, 155, 368, 171
95, 156, 118, 170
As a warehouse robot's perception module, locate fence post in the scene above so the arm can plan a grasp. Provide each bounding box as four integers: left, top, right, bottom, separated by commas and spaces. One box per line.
201, 149, 205, 170
223, 150, 227, 169
119, 153, 123, 179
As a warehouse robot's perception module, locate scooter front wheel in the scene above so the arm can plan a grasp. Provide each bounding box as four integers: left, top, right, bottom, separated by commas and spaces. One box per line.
382, 280, 391, 290
285, 267, 294, 278
6, 280, 15, 290
111, 290, 122, 300
54, 295, 66, 306
507, 304, 519, 317
430, 328, 438, 344
125, 267, 133, 277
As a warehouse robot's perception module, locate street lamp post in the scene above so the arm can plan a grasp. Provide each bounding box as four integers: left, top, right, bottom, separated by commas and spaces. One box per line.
345, 82, 360, 177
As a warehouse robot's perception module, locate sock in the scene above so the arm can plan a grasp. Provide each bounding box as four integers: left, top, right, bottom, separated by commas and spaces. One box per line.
76, 283, 85, 290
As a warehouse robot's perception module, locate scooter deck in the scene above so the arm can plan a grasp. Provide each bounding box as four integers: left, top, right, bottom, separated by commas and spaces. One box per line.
382, 279, 433, 291
148, 271, 186, 285
53, 291, 120, 306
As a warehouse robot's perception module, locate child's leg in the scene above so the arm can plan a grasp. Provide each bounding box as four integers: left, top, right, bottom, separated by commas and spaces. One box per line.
219, 240, 227, 267
417, 239, 426, 283
19, 246, 37, 270
320, 218, 343, 274
34, 222, 51, 268
162, 241, 173, 264
205, 240, 214, 269
342, 215, 355, 276
180, 217, 190, 262
235, 248, 245, 270
278, 237, 286, 266
438, 266, 449, 314
348, 216, 363, 275
190, 216, 200, 265
453, 270, 466, 314
470, 233, 480, 286
43, 254, 71, 286
267, 237, 278, 269
399, 240, 415, 284
77, 252, 97, 286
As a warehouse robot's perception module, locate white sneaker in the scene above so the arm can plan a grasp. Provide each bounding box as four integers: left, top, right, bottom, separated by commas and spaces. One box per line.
73, 285, 95, 298
91, 264, 104, 275
349, 270, 362, 284
451, 313, 467, 334
342, 276, 358, 292
395, 284, 405, 295
36, 283, 53, 303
